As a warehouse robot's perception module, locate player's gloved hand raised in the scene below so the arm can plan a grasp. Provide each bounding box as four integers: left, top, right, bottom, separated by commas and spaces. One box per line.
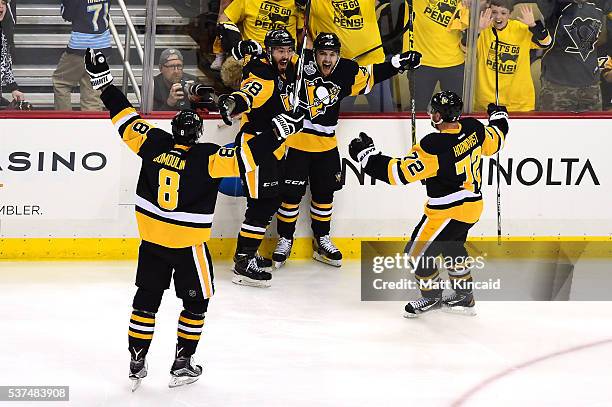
349, 132, 380, 167
295, 0, 307, 10
391, 50, 422, 73
218, 94, 236, 126
217, 22, 242, 53
487, 103, 509, 121
85, 48, 113, 90
231, 40, 263, 60
272, 110, 304, 140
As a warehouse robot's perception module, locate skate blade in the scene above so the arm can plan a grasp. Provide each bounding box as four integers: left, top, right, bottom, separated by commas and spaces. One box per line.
130, 378, 142, 392
168, 375, 200, 388
273, 260, 286, 269
442, 305, 477, 316
403, 312, 419, 318
231, 274, 271, 288
312, 252, 342, 267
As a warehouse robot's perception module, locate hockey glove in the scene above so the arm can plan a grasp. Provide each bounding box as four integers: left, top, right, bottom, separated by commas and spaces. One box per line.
295, 0, 308, 10
391, 50, 422, 73
487, 103, 509, 121
218, 22, 242, 53
231, 40, 264, 61
272, 111, 304, 140
218, 94, 237, 126
85, 48, 113, 90
349, 132, 380, 167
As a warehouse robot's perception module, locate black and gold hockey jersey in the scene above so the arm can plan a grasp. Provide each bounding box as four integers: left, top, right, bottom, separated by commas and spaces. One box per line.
100, 85, 281, 248
286, 49, 400, 152
229, 54, 298, 198
364, 116, 508, 219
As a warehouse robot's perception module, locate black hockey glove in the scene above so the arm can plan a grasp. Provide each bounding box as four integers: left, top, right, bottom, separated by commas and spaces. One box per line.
349, 132, 380, 167
85, 48, 113, 90
218, 94, 237, 126
217, 22, 242, 53
272, 111, 304, 140
295, 0, 307, 10
391, 50, 422, 73
231, 39, 264, 61
487, 103, 509, 121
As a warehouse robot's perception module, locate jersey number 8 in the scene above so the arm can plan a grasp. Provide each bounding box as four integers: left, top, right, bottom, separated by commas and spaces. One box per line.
158, 168, 180, 210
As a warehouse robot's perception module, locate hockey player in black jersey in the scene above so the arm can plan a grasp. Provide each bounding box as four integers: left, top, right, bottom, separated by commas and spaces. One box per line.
217, 29, 304, 287
349, 91, 509, 318
272, 32, 422, 269
84, 48, 302, 390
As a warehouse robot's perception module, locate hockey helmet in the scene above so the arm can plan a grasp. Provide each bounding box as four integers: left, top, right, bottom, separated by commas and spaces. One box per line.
313, 32, 341, 53
171, 109, 203, 145
264, 29, 295, 50
428, 91, 463, 122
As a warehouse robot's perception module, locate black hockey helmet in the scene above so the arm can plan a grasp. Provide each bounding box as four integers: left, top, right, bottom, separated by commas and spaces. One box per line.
428, 91, 463, 122
264, 28, 295, 50
171, 109, 203, 145
313, 32, 341, 53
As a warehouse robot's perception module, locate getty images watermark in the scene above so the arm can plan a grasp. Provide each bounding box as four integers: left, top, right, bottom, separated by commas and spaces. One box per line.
360, 241, 503, 301
370, 252, 499, 291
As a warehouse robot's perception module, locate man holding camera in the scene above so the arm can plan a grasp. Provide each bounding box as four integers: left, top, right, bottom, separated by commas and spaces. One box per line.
153, 48, 199, 111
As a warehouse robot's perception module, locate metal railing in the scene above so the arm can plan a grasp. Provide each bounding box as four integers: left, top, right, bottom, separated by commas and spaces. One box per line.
108, 0, 145, 104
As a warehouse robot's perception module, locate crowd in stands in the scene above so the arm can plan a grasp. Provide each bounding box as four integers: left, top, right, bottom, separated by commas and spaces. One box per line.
0, 0, 610, 112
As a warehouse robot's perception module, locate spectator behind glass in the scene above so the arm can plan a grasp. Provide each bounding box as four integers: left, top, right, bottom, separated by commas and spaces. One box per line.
153, 48, 198, 111
473, 1, 551, 111
0, 0, 24, 107
538, 0, 611, 112
52, 0, 111, 111
402, 0, 469, 111
309, 0, 394, 112
602, 55, 611, 110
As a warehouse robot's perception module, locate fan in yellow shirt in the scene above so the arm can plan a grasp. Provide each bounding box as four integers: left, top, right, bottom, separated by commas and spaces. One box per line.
308, 0, 394, 112
472, 1, 551, 112
218, 0, 304, 49
402, 0, 470, 110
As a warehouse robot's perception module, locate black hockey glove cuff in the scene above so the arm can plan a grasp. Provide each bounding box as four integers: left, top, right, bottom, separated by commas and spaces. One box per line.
272, 111, 304, 140
231, 40, 264, 61
85, 48, 113, 90
349, 132, 380, 167
218, 94, 236, 126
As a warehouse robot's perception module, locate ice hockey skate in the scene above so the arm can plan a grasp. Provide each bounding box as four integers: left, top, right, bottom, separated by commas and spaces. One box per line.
272, 237, 293, 269
232, 254, 272, 287
255, 252, 273, 271
404, 297, 442, 318
442, 291, 476, 316
312, 235, 342, 267
129, 358, 147, 392
169, 356, 202, 388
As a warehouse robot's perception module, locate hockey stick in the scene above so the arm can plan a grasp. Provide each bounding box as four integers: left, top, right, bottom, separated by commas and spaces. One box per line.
292, 0, 311, 113
407, 0, 416, 146
493, 27, 502, 245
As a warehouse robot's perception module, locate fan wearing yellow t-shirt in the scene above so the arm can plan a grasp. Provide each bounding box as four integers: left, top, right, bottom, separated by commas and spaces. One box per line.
402, 0, 469, 110
308, 0, 394, 112
472, 1, 551, 112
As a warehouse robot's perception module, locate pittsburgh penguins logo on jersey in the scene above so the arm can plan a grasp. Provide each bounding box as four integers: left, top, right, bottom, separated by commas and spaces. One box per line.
486, 40, 519, 75
423, 0, 459, 27
255, 1, 292, 30
303, 77, 341, 119
563, 17, 602, 61
332, 0, 364, 30
280, 83, 295, 112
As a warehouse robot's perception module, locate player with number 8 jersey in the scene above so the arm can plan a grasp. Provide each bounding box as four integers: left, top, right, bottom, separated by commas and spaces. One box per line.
84, 47, 292, 389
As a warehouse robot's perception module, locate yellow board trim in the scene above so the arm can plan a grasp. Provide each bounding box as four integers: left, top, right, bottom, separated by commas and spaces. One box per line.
2, 237, 612, 260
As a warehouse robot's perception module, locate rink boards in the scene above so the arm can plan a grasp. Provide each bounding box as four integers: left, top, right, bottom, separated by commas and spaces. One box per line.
1, 116, 610, 259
